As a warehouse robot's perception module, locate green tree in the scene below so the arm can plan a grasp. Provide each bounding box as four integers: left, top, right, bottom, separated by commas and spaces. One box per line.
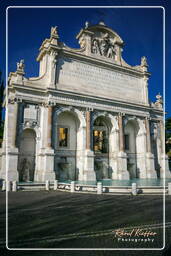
0, 71, 5, 146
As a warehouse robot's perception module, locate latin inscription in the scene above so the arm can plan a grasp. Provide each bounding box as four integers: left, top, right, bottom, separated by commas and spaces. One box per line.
57, 58, 145, 104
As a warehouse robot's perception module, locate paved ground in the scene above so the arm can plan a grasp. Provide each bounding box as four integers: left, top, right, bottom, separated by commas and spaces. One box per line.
0, 191, 171, 255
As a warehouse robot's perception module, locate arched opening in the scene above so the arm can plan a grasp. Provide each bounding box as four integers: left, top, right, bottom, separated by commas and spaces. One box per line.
18, 129, 36, 182
93, 116, 111, 180
124, 120, 140, 179
54, 111, 81, 181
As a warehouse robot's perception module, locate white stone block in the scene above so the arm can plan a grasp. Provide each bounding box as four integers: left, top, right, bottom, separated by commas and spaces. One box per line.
146, 152, 157, 179
0, 148, 19, 181
54, 180, 58, 190
132, 183, 137, 195
83, 150, 96, 181
70, 181, 75, 193
97, 182, 103, 195
117, 151, 130, 180
168, 183, 171, 195
160, 154, 171, 178
41, 149, 56, 181
12, 181, 17, 192
45, 180, 50, 191
7, 181, 11, 192
2, 180, 6, 191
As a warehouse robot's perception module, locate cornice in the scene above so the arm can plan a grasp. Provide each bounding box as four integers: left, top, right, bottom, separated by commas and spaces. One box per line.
61, 49, 148, 78
11, 84, 162, 118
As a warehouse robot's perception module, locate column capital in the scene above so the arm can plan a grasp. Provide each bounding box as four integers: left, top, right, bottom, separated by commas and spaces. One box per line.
118, 112, 125, 117
145, 116, 151, 121
8, 97, 22, 104
41, 101, 55, 108
86, 107, 93, 112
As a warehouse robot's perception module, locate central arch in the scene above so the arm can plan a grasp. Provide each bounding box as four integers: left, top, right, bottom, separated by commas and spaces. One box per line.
93, 115, 113, 180
53, 107, 86, 181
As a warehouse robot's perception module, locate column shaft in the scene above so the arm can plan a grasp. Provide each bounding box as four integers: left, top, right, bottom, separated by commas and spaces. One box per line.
118, 114, 124, 151
86, 111, 91, 150
159, 120, 164, 154
8, 102, 18, 148
145, 118, 151, 153
47, 106, 52, 148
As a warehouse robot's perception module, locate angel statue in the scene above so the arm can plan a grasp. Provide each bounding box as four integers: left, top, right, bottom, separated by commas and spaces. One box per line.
92, 39, 101, 55
141, 56, 148, 67
17, 59, 24, 71
51, 26, 58, 36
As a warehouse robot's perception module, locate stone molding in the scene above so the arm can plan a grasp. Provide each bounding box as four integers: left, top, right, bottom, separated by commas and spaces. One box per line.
53, 106, 86, 128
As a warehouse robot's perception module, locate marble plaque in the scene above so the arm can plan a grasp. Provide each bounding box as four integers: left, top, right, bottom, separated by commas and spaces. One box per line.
24, 105, 37, 120
57, 58, 145, 104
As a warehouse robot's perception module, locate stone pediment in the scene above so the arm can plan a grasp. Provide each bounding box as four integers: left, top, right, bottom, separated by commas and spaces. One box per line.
76, 22, 124, 64
8, 22, 149, 94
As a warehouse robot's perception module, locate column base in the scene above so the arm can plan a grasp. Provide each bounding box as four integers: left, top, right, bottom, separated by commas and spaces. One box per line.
0, 147, 19, 181
35, 148, 56, 182
116, 151, 130, 180
81, 150, 96, 181
160, 154, 171, 178
82, 170, 96, 181
146, 152, 157, 179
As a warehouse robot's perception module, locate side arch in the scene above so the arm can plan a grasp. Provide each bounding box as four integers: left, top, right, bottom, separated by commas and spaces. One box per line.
18, 128, 36, 182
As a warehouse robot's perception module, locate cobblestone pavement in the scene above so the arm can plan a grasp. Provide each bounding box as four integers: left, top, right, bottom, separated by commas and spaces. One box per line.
0, 191, 171, 255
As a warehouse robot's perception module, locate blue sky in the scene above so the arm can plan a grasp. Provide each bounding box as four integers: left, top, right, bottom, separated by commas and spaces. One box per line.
0, 0, 171, 117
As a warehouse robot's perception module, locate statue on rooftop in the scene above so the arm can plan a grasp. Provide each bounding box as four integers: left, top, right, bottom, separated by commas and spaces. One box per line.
51, 26, 58, 36
17, 59, 24, 71
154, 93, 163, 109
85, 21, 89, 29
141, 56, 148, 67
92, 39, 101, 55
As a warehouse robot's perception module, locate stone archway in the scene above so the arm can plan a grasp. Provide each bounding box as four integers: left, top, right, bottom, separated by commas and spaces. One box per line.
124, 120, 139, 178
53, 107, 86, 181
18, 129, 36, 182
93, 115, 113, 180
124, 118, 147, 179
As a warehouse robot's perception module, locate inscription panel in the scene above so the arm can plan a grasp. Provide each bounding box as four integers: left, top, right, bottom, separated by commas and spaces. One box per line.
57, 58, 145, 104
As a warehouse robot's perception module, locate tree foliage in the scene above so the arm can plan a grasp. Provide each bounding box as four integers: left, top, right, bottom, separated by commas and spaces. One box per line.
0, 71, 4, 146
166, 117, 171, 165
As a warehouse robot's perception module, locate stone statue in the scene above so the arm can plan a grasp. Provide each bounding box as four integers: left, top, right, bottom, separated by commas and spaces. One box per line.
91, 32, 116, 59
141, 56, 148, 67
106, 44, 116, 59
21, 158, 30, 182
92, 40, 100, 55
100, 39, 107, 56
51, 26, 58, 36
17, 59, 24, 71
155, 93, 163, 109
85, 21, 89, 29
98, 33, 108, 56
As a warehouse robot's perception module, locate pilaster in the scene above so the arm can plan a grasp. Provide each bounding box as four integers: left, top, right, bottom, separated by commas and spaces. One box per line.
159, 120, 171, 178
0, 99, 19, 181
35, 102, 56, 181
82, 109, 96, 181
116, 113, 129, 180
145, 117, 157, 179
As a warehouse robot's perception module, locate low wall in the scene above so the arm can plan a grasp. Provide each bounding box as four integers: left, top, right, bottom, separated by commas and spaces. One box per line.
0, 148, 2, 171
1, 181, 169, 195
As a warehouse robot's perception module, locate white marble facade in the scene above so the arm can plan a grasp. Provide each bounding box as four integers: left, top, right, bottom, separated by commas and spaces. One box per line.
0, 22, 170, 182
